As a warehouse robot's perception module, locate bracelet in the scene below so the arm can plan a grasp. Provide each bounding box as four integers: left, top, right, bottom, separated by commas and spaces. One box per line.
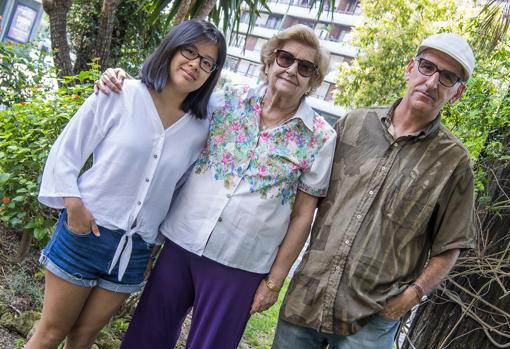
264, 278, 281, 293
409, 283, 427, 303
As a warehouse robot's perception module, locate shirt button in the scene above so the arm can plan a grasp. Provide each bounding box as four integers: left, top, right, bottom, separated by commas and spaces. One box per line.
369, 190, 374, 195
356, 215, 361, 219
381, 166, 386, 171
218, 217, 223, 222
153, 154, 158, 159
226, 193, 232, 199
345, 240, 350, 245
335, 266, 341, 271
393, 143, 398, 147
137, 201, 142, 205
145, 178, 150, 182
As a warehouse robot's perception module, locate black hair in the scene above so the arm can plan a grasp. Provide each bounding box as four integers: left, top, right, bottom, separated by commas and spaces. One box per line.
140, 19, 226, 119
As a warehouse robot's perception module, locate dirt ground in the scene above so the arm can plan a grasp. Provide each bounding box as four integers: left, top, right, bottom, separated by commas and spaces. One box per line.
0, 227, 40, 348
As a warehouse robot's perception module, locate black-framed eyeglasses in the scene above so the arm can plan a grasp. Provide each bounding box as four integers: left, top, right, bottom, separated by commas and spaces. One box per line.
274, 49, 318, 78
180, 45, 217, 73
415, 57, 463, 87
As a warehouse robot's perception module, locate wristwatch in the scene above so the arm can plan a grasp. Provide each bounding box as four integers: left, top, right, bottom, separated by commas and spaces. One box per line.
409, 283, 428, 303
264, 278, 281, 293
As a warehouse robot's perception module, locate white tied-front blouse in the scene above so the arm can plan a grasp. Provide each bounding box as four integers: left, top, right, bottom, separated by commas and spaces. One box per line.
38, 80, 210, 281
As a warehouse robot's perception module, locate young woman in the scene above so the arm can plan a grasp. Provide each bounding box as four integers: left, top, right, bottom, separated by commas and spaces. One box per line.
26, 20, 226, 349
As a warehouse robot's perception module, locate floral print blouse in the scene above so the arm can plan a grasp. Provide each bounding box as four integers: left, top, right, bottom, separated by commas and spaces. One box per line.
160, 84, 336, 273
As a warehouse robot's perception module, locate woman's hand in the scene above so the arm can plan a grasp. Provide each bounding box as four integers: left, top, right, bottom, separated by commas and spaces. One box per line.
144, 245, 161, 281
94, 68, 129, 94
64, 197, 100, 237
249, 279, 280, 315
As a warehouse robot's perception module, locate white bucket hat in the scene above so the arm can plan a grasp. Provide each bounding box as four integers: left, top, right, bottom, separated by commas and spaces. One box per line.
417, 33, 475, 80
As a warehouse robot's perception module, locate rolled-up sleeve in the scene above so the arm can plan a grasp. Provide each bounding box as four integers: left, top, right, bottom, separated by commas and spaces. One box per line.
298, 132, 336, 197
38, 93, 106, 208
430, 158, 476, 256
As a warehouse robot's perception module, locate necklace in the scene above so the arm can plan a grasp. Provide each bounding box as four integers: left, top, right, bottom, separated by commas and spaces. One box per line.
259, 93, 298, 131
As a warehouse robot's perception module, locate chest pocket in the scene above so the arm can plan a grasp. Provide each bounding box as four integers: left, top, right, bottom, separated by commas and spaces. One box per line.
383, 170, 434, 229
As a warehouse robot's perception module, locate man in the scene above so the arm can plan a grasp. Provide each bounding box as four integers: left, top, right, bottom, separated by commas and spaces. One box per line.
271, 32, 476, 349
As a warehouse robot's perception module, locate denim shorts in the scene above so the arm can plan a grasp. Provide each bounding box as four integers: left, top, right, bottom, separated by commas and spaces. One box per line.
40, 210, 154, 293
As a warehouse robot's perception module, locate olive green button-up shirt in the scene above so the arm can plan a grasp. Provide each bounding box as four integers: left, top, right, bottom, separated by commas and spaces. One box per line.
281, 100, 475, 336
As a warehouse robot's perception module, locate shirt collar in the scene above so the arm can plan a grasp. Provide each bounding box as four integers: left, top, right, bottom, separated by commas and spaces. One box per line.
256, 84, 315, 131
380, 98, 441, 140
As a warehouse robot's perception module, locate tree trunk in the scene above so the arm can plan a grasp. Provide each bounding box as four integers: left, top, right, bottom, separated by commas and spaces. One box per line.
403, 131, 510, 348
93, 0, 123, 71
173, 0, 195, 25
72, 1, 101, 74
195, 0, 216, 19
42, 0, 74, 79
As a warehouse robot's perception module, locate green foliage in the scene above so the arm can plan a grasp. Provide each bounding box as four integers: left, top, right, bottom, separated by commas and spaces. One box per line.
15, 338, 27, 349
0, 49, 99, 241
442, 42, 510, 191
334, 0, 462, 108
0, 41, 53, 108
68, 0, 169, 75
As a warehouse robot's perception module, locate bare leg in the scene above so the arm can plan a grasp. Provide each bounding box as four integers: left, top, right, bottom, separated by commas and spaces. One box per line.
24, 270, 92, 349
64, 287, 129, 349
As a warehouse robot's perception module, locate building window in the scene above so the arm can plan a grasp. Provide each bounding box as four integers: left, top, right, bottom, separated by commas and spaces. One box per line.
225, 56, 240, 72
329, 25, 351, 42
329, 54, 346, 73
255, 38, 267, 51
232, 35, 246, 49
314, 82, 330, 100
326, 83, 336, 101
245, 36, 258, 51
337, 0, 358, 14
266, 15, 283, 29
240, 11, 250, 24
315, 23, 330, 40
255, 13, 269, 27
237, 60, 260, 78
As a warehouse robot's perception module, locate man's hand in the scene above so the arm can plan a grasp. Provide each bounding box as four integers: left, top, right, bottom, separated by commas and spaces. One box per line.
250, 279, 280, 315
64, 197, 100, 237
379, 286, 419, 320
94, 68, 129, 94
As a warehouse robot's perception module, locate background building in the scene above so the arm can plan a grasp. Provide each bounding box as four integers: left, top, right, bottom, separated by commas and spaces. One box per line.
0, 0, 43, 44
224, 0, 362, 123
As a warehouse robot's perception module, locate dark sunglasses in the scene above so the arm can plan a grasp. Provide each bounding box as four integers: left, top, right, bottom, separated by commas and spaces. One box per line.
274, 49, 318, 78
180, 45, 217, 73
415, 57, 463, 87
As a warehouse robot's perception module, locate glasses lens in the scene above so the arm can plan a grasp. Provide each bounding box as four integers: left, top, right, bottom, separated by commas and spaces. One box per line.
276, 50, 295, 68
181, 46, 198, 60
200, 58, 217, 73
418, 59, 436, 76
439, 71, 458, 87
297, 61, 316, 77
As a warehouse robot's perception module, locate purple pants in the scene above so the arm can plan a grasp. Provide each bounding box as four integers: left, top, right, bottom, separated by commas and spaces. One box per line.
120, 239, 265, 349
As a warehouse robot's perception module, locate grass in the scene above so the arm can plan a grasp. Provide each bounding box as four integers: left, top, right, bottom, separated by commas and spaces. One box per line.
242, 279, 290, 349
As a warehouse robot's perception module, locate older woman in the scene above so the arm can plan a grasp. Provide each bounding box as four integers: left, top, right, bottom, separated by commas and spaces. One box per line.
98, 24, 336, 349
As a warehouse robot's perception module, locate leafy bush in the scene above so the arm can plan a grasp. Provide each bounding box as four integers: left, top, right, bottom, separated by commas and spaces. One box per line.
0, 41, 53, 108
0, 65, 99, 242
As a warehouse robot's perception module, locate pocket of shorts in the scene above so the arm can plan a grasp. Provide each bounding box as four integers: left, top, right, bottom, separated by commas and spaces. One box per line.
63, 219, 92, 237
